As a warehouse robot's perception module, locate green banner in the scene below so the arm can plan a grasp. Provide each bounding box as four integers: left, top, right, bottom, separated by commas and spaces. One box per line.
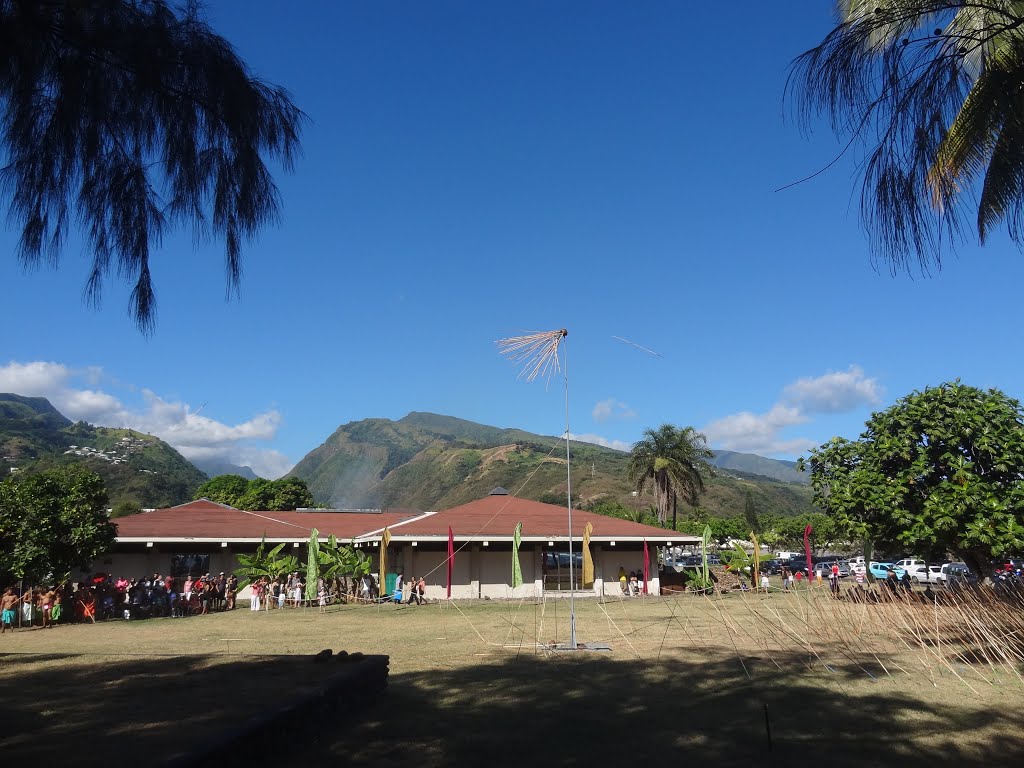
511, 521, 523, 588
305, 528, 319, 602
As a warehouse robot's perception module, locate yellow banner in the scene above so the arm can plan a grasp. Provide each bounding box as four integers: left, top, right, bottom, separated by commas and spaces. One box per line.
379, 527, 391, 592
582, 521, 594, 587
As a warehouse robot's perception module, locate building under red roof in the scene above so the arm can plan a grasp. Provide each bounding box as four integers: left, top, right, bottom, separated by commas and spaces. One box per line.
96, 492, 695, 599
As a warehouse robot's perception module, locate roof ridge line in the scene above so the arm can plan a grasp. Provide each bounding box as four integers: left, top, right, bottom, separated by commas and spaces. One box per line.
356, 508, 435, 539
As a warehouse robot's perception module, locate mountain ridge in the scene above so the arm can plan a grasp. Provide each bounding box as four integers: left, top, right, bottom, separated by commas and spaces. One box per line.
0, 393, 208, 508
289, 411, 815, 518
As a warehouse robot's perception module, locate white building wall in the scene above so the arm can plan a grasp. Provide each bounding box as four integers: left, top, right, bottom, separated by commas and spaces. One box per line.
478, 549, 538, 599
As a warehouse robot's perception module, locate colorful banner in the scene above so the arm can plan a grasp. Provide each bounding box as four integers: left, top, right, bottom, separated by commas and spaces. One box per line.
642, 538, 650, 595
511, 521, 524, 588
380, 527, 391, 594
446, 525, 454, 599
582, 521, 594, 587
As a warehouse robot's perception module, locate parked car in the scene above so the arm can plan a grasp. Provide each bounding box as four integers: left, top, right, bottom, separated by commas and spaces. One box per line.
784, 557, 811, 574
761, 559, 785, 575
868, 562, 907, 580
907, 564, 943, 584
940, 562, 976, 586
894, 558, 927, 573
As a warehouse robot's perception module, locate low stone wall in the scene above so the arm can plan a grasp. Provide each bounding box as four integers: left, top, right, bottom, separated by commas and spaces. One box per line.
163, 653, 389, 767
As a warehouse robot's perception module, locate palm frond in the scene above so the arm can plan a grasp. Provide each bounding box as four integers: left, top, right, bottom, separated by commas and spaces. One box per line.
789, 1, 1024, 269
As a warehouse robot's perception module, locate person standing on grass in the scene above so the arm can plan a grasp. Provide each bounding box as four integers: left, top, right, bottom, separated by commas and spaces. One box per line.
51, 588, 63, 624
250, 579, 261, 612
829, 564, 840, 597
318, 581, 327, 613
1, 588, 18, 633
760, 572, 770, 592
40, 587, 56, 628
417, 576, 426, 605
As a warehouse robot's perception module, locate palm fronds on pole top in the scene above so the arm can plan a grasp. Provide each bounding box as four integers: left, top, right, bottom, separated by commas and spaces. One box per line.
495, 329, 567, 383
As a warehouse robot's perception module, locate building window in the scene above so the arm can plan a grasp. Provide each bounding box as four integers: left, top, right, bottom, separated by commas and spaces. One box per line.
170, 554, 211, 578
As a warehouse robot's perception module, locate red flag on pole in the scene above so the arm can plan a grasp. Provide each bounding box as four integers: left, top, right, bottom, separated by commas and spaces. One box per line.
446, 525, 454, 599
642, 538, 650, 595
803, 524, 813, 580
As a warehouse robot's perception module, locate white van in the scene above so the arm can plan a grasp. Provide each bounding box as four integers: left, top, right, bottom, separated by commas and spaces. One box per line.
894, 558, 926, 572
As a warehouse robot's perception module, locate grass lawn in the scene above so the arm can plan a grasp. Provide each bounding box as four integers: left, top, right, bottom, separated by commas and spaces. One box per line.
2, 588, 1023, 766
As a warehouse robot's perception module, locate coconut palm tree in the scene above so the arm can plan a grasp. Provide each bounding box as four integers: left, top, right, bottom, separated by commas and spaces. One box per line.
790, 2, 1024, 270
626, 424, 714, 527
0, 1, 303, 332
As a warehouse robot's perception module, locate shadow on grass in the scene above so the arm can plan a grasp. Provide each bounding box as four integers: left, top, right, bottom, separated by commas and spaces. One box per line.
0, 652, 360, 767
300, 650, 1024, 767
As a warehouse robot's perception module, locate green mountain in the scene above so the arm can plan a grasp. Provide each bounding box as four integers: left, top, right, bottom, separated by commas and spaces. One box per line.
709, 450, 807, 485
289, 412, 816, 518
0, 393, 207, 508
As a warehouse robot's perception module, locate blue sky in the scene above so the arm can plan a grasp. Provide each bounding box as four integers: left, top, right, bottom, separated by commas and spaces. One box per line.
3, 1, 1024, 478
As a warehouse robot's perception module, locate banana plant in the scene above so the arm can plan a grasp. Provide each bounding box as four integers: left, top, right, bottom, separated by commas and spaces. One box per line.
233, 536, 300, 591
318, 534, 372, 602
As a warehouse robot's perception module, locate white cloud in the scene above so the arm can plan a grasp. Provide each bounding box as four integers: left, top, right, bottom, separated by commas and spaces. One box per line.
568, 432, 632, 452
703, 404, 814, 456
592, 398, 637, 422
0, 360, 294, 478
0, 360, 71, 397
702, 365, 882, 457
783, 365, 882, 414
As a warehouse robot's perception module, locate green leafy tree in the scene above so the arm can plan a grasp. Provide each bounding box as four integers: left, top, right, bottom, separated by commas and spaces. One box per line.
0, 465, 116, 584
111, 500, 143, 518
195, 475, 251, 507
627, 425, 714, 527
706, 515, 749, 547
198, 475, 313, 511
238, 478, 277, 511
790, 2, 1024, 271
799, 381, 1024, 573
270, 477, 314, 510
0, 0, 303, 332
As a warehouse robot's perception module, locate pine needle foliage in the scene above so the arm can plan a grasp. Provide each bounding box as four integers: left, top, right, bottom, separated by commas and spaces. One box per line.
0, 0, 304, 332
789, 1, 1024, 270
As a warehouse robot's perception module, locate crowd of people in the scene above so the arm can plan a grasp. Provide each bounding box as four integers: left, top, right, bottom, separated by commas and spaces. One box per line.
0, 572, 241, 631
247, 572, 331, 612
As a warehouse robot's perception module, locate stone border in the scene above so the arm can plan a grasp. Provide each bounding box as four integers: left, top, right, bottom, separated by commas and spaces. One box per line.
162, 653, 389, 767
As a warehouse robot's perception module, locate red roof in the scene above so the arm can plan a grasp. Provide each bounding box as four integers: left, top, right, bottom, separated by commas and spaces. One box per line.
114, 499, 420, 541
362, 495, 693, 542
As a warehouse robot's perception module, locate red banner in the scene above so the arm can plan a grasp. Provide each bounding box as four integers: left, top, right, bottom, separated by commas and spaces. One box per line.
446, 525, 454, 599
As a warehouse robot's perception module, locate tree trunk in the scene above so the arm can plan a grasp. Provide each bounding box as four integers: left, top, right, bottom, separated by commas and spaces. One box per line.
671, 492, 677, 531
656, 472, 669, 525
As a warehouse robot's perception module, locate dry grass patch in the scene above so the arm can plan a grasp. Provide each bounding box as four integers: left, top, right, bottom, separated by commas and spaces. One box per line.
1, 590, 1023, 765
